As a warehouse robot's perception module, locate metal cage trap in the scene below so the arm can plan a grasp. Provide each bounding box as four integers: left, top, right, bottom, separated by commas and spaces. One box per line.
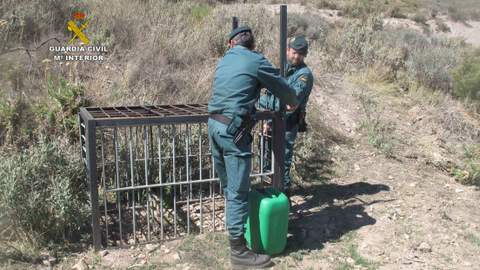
79, 104, 286, 250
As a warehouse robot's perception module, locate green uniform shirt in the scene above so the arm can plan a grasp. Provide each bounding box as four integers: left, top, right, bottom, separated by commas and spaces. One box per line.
259, 62, 314, 119
259, 63, 313, 125
208, 45, 298, 118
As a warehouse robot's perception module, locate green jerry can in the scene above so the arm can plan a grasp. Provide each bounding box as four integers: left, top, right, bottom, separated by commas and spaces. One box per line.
244, 187, 289, 255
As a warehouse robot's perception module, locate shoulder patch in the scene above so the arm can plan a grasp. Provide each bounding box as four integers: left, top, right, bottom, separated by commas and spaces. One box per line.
299, 75, 308, 82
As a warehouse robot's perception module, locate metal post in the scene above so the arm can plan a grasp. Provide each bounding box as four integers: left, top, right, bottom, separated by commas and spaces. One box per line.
271, 5, 288, 191
272, 112, 286, 190
232, 16, 238, 30
85, 119, 102, 250
280, 5, 287, 78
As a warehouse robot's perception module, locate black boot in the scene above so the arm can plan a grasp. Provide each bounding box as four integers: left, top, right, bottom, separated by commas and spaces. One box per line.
230, 237, 272, 269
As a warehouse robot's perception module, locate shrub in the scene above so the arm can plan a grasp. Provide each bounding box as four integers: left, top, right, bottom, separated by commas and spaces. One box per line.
448, 6, 467, 22
452, 48, 480, 101
0, 97, 35, 147
292, 105, 337, 184
190, 4, 212, 22
45, 76, 88, 141
316, 0, 338, 10
451, 144, 480, 186
0, 140, 89, 247
412, 13, 427, 25
405, 45, 458, 93
436, 20, 451, 33
388, 6, 407, 19
288, 13, 330, 46
357, 88, 395, 158
342, 0, 378, 19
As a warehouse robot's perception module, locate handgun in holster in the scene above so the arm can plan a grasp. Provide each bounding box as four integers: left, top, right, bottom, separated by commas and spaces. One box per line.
226, 113, 257, 146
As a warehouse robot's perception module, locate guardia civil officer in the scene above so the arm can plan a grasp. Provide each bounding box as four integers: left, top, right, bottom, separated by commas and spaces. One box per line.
259, 36, 314, 200
208, 26, 298, 268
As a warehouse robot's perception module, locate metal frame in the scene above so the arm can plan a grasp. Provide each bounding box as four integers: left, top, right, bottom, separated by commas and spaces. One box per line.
79, 104, 285, 250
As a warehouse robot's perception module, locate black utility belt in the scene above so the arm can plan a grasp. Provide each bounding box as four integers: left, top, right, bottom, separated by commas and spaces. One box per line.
209, 114, 231, 126
210, 113, 256, 145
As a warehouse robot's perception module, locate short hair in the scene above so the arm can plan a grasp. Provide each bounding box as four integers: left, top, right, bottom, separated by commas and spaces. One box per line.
232, 31, 255, 50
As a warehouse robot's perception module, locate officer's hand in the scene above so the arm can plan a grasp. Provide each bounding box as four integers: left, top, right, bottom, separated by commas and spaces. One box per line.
263, 122, 271, 134
286, 104, 298, 112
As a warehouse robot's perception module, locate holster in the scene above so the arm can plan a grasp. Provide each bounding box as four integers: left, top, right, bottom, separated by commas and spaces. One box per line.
286, 110, 308, 132
298, 111, 308, 133
226, 113, 256, 146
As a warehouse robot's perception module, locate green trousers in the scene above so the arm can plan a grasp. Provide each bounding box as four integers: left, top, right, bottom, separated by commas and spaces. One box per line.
207, 118, 252, 238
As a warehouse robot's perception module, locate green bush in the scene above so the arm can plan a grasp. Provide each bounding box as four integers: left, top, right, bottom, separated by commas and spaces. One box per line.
325, 16, 383, 69
0, 97, 35, 146
452, 49, 480, 101
288, 13, 330, 46
436, 20, 451, 33
412, 13, 427, 25
190, 4, 212, 22
0, 140, 89, 247
45, 76, 88, 141
388, 6, 407, 19
405, 45, 458, 93
451, 144, 480, 186
322, 14, 464, 92
316, 0, 338, 10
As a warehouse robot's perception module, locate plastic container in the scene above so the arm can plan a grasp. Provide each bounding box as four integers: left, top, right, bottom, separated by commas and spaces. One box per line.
244, 187, 289, 255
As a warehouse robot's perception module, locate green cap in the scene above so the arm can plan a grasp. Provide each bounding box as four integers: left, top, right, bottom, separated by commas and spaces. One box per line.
228, 26, 252, 41
288, 36, 309, 55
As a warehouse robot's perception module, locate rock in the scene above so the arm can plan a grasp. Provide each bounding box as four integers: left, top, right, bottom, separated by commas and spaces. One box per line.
409, 182, 417, 187
455, 188, 464, 193
164, 248, 171, 254
138, 253, 146, 259
418, 242, 432, 253
388, 175, 394, 180
172, 252, 180, 260
145, 243, 159, 253
42, 255, 57, 266
346, 257, 355, 264
99, 250, 109, 257
354, 164, 361, 171
72, 258, 89, 270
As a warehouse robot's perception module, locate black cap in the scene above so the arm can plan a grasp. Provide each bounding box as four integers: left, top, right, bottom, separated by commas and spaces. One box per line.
288, 36, 309, 55
228, 26, 252, 41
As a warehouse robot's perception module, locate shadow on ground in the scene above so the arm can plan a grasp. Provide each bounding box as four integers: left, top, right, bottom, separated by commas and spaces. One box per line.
284, 182, 392, 254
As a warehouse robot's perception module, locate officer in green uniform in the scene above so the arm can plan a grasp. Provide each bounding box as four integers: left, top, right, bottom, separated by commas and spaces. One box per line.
208, 26, 298, 268
259, 36, 314, 198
